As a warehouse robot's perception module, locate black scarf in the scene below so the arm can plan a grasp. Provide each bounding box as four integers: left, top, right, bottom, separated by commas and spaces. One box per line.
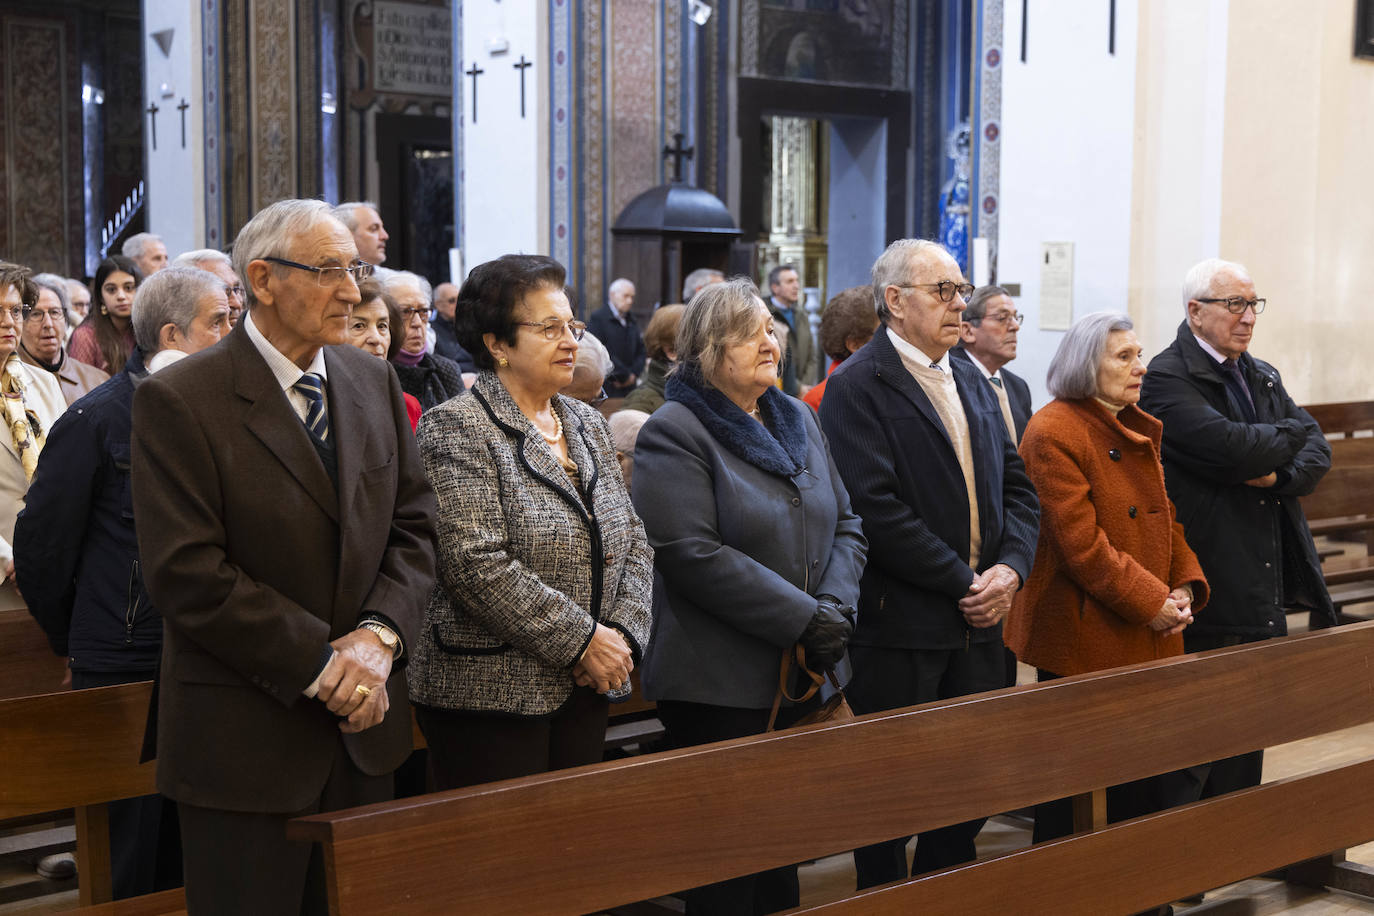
664, 362, 807, 477
20, 342, 63, 373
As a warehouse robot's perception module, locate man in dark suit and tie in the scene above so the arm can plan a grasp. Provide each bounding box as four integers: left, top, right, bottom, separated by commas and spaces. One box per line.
819, 239, 1040, 888
951, 284, 1032, 443
132, 198, 437, 915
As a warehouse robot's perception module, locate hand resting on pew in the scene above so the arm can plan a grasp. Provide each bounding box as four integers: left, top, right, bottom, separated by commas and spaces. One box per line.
315, 629, 394, 733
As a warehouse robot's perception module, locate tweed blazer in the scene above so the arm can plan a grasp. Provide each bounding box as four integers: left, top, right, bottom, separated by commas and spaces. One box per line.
1006, 399, 1209, 676
409, 371, 653, 717
132, 327, 437, 812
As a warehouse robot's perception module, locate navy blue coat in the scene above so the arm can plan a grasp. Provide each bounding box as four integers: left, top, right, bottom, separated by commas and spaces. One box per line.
949, 346, 1033, 442
16, 347, 158, 672
431, 314, 477, 373
586, 305, 646, 398
820, 328, 1040, 650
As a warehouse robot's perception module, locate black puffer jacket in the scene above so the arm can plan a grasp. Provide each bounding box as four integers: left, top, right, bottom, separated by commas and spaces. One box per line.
1139, 322, 1335, 639
15, 347, 159, 672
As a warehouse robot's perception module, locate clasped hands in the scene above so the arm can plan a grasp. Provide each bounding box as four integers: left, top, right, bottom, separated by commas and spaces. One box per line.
1149, 586, 1195, 636
959, 564, 1019, 628
574, 623, 633, 694
315, 629, 394, 734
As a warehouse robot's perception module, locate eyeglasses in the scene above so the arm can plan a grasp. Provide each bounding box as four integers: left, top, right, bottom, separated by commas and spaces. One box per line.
23, 306, 65, 325
516, 319, 587, 341
261, 257, 374, 287
1196, 296, 1266, 315
400, 307, 433, 322
978, 311, 1024, 327
896, 281, 975, 303
224, 284, 245, 299
1, 305, 26, 322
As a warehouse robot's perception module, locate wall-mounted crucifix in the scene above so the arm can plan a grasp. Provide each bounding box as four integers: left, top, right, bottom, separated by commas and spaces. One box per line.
465, 63, 484, 123
146, 101, 160, 150
663, 132, 694, 183
512, 56, 532, 118
177, 98, 189, 148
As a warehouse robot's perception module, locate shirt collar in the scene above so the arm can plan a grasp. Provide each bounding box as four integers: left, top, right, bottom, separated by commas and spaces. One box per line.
146, 349, 189, 374
1191, 332, 1230, 365
770, 296, 795, 315
244, 311, 329, 391
887, 326, 950, 373
964, 349, 1000, 381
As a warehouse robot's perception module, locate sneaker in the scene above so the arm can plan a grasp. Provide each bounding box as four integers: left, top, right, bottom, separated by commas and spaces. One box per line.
37, 853, 76, 880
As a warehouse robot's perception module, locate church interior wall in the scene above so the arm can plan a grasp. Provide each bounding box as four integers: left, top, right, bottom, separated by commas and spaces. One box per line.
142, 0, 203, 256
995, 0, 1139, 409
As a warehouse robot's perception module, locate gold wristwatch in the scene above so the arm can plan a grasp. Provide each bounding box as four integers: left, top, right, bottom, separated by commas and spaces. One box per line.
360, 621, 402, 659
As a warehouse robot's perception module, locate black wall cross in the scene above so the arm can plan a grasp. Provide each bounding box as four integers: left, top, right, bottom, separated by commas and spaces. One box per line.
466, 63, 484, 124
513, 56, 532, 118
146, 101, 160, 150
177, 98, 189, 148
662, 132, 694, 183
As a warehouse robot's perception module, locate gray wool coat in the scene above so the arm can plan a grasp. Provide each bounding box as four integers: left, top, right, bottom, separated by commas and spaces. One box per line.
408, 372, 654, 716
632, 393, 867, 709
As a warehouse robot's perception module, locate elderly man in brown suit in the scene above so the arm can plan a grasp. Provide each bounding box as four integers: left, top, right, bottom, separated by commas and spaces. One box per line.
132, 198, 437, 915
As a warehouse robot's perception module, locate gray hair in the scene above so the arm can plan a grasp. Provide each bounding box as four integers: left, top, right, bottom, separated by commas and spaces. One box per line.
871, 238, 944, 321
1046, 311, 1135, 400
231, 198, 339, 310
576, 330, 615, 376
383, 270, 432, 304
172, 248, 233, 271
121, 232, 163, 258
131, 266, 225, 353
331, 201, 378, 232
1181, 258, 1251, 311
682, 268, 724, 302
963, 285, 1010, 323
608, 277, 634, 297
31, 272, 71, 321
675, 276, 769, 381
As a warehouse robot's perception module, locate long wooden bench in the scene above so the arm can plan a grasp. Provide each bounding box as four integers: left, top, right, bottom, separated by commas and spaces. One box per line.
0, 606, 68, 701
288, 621, 1374, 915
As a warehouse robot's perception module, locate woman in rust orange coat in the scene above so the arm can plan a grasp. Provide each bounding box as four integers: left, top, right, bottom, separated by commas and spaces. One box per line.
1006, 310, 1209, 844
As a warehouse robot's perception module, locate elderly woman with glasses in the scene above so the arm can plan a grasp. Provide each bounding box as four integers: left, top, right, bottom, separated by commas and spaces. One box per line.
384, 271, 466, 412
407, 253, 653, 790
20, 273, 110, 405
1005, 310, 1209, 843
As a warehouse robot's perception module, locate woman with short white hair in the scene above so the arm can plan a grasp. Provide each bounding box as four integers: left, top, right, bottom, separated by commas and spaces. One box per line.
385, 270, 466, 411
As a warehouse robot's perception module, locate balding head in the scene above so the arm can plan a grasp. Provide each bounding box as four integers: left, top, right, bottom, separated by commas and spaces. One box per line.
434, 281, 459, 321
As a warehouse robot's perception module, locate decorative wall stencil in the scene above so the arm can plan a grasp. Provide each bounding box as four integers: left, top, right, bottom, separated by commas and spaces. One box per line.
251, 0, 295, 210
549, 0, 575, 273
610, 0, 658, 224
973, 0, 1002, 272
3, 19, 71, 273
202, 0, 222, 248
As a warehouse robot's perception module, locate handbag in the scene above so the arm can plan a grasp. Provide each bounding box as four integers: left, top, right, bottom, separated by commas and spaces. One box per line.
765, 644, 854, 731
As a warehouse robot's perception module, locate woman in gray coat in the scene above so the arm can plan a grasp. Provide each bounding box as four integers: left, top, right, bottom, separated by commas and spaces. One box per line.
632, 277, 867, 915
408, 254, 653, 789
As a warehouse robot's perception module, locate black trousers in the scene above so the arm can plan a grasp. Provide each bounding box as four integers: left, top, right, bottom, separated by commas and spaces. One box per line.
71, 669, 181, 899
414, 686, 609, 790
1182, 632, 1267, 797
1030, 669, 1205, 843
655, 698, 819, 916
844, 642, 1005, 889
178, 738, 392, 916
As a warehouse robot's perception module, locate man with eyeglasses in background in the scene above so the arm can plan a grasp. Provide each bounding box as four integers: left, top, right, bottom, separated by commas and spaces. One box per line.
951, 285, 1031, 446
129, 199, 436, 914
172, 249, 246, 328
820, 239, 1039, 887
1140, 257, 1335, 807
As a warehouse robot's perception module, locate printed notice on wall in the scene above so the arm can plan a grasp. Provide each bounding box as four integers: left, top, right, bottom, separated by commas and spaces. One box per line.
1039, 241, 1074, 330
374, 2, 452, 97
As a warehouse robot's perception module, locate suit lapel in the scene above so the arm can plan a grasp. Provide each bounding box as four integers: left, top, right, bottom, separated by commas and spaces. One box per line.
324, 347, 367, 524
231, 330, 340, 523
871, 329, 954, 452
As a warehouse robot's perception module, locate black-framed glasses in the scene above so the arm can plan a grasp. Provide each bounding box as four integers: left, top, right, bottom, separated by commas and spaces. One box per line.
896, 280, 975, 303
978, 310, 1024, 327
1196, 296, 1266, 315
400, 307, 433, 322
516, 319, 587, 341
261, 256, 374, 287
23, 305, 65, 325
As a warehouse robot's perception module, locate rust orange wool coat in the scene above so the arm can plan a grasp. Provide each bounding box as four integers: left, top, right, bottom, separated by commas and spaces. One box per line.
1006, 399, 1209, 676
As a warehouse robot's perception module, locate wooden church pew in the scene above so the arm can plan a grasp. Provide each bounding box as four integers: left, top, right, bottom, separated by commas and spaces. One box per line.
289, 621, 1374, 915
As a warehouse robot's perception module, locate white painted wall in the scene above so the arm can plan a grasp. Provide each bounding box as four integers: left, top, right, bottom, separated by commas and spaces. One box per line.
142, 0, 203, 252
996, 0, 1139, 408
460, 0, 546, 271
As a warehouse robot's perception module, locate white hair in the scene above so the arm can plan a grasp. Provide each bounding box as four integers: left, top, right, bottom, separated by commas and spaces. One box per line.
1046, 311, 1135, 401
608, 277, 634, 297
31, 272, 71, 319
1181, 258, 1251, 311
383, 270, 432, 304
682, 268, 724, 303
871, 239, 945, 321
132, 266, 224, 353
122, 232, 164, 259
172, 249, 233, 271
331, 201, 378, 233
576, 330, 615, 376
231, 199, 340, 310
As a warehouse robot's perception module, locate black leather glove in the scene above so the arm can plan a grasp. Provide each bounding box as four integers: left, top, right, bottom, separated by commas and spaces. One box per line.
797, 598, 854, 671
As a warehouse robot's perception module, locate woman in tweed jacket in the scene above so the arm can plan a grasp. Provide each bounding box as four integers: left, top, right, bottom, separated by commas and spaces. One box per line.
408, 254, 653, 790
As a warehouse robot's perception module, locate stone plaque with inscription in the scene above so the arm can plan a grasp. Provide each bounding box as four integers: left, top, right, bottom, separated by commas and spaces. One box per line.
373, 1, 451, 97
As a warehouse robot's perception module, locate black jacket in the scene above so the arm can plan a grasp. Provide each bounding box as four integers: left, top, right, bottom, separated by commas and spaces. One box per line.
15, 347, 158, 672
819, 329, 1040, 649
1139, 322, 1335, 638
587, 305, 646, 398
392, 351, 466, 412
949, 346, 1033, 441
432, 315, 477, 374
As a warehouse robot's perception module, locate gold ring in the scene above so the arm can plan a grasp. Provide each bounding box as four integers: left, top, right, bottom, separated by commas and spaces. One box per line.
354, 684, 372, 698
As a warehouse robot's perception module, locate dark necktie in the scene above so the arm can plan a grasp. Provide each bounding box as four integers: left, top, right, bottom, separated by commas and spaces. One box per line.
931, 361, 942, 372
1220, 359, 1257, 422
989, 376, 1003, 388
294, 373, 329, 442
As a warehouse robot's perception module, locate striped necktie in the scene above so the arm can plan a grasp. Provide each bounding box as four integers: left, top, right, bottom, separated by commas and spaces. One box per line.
293, 373, 329, 442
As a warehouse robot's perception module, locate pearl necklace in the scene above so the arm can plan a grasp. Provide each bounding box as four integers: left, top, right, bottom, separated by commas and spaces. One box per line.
539, 404, 563, 444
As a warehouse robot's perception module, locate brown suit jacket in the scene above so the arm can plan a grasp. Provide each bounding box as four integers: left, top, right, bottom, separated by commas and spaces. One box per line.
132, 325, 437, 812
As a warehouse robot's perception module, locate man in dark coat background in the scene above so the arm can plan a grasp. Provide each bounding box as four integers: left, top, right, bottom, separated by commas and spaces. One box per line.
587, 277, 646, 398
951, 283, 1032, 443
132, 199, 437, 915
1139, 256, 1334, 802
820, 239, 1040, 888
